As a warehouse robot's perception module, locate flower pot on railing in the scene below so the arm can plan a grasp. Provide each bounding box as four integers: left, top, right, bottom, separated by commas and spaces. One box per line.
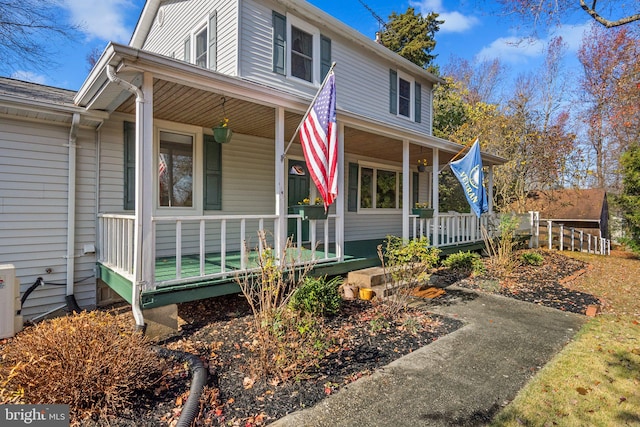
213, 127, 233, 144
290, 205, 328, 220
412, 208, 434, 219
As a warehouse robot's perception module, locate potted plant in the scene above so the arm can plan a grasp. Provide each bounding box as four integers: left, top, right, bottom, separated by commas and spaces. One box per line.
417, 158, 428, 172
412, 202, 434, 218
290, 197, 328, 220
213, 117, 233, 143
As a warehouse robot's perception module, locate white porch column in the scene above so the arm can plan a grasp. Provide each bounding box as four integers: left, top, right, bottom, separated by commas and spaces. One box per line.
402, 139, 410, 240
274, 107, 287, 258
487, 165, 494, 213
140, 72, 155, 292
336, 121, 345, 260
431, 148, 439, 245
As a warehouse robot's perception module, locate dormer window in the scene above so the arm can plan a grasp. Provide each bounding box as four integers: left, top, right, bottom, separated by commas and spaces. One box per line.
272, 11, 331, 84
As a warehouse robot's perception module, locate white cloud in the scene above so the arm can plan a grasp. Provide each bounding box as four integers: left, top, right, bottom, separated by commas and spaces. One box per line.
475, 22, 591, 64
11, 71, 48, 85
554, 22, 591, 52
410, 0, 479, 33
476, 37, 545, 64
62, 0, 134, 43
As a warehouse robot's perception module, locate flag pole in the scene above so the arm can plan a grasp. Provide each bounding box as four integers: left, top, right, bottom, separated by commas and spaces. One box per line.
282, 62, 337, 159
438, 137, 479, 172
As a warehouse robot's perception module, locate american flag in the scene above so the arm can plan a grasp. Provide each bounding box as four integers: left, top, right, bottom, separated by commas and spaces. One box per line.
158, 153, 167, 177
299, 72, 337, 211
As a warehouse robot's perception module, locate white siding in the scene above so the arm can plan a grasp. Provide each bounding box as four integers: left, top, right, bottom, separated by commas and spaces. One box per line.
239, 0, 433, 135
98, 116, 128, 213
142, 0, 238, 76
98, 116, 277, 256
0, 117, 97, 319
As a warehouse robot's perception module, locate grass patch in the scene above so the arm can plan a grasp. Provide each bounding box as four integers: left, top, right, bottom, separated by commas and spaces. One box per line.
491, 315, 640, 426
491, 251, 640, 426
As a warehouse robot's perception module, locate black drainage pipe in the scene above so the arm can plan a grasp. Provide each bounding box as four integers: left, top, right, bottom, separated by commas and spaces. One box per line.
154, 347, 208, 427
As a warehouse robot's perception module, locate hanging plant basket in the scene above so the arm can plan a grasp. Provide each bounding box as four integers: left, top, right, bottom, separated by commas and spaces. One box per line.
213, 127, 233, 144
417, 165, 426, 172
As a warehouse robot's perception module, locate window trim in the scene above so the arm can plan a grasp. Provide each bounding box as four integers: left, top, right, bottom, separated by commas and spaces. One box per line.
396, 70, 415, 121
286, 13, 321, 85
153, 121, 203, 216
357, 161, 404, 213
183, 14, 217, 70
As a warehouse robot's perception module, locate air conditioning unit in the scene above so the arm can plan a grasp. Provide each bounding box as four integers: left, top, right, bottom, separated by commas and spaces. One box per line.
0, 264, 23, 339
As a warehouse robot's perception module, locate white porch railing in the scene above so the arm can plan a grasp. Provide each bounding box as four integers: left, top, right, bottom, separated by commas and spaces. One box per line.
97, 213, 340, 290
410, 213, 491, 247
97, 213, 136, 281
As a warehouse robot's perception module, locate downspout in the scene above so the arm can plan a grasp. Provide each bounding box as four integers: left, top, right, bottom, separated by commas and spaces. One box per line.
65, 113, 82, 312
106, 65, 146, 330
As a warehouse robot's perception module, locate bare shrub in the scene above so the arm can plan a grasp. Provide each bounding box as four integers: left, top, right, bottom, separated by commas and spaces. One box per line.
378, 236, 441, 318
236, 232, 326, 381
483, 213, 520, 273
0, 310, 165, 422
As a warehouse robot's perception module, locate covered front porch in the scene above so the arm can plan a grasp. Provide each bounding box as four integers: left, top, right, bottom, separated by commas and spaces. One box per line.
78, 44, 503, 325
97, 211, 492, 309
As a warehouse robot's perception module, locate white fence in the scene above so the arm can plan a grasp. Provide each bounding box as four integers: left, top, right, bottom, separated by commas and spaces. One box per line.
529, 212, 611, 255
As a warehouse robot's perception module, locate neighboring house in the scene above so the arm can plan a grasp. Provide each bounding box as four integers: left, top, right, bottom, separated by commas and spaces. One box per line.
0, 0, 505, 324
522, 189, 610, 239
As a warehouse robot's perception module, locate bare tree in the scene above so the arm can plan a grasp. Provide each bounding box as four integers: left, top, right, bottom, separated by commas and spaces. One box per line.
0, 0, 79, 74
577, 23, 640, 191
495, 0, 640, 30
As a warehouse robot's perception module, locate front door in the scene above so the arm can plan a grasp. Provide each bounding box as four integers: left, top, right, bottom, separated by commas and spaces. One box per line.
288, 159, 310, 242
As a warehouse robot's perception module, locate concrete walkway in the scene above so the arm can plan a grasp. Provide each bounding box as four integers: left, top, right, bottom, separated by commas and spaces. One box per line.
271, 286, 586, 427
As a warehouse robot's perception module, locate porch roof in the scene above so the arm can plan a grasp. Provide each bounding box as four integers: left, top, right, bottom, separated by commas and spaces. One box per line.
75, 43, 506, 166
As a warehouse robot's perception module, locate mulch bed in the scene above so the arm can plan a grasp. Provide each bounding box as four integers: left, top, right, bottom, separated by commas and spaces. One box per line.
78, 249, 601, 426
453, 249, 602, 314
83, 297, 463, 426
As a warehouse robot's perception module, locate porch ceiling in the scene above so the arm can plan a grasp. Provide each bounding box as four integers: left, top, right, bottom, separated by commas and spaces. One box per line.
116, 78, 458, 166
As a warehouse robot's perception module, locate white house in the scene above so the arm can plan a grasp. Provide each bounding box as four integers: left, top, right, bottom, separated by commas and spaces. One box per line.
0, 0, 504, 326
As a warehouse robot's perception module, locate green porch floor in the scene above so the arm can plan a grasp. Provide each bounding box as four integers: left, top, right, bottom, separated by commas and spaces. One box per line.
98, 238, 485, 309
98, 239, 384, 309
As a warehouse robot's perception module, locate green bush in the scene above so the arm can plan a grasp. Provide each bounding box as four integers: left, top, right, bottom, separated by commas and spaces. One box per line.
289, 275, 342, 316
520, 251, 544, 266
0, 311, 165, 423
442, 251, 485, 275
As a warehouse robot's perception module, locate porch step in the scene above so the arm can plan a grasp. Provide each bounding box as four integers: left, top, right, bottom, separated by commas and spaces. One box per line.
347, 266, 389, 288
346, 267, 392, 299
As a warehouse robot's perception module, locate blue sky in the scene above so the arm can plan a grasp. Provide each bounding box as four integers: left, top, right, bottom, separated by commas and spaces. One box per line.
8, 0, 592, 92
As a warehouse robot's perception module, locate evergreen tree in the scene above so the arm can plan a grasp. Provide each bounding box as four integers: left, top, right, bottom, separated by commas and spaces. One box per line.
617, 146, 640, 254
380, 7, 442, 70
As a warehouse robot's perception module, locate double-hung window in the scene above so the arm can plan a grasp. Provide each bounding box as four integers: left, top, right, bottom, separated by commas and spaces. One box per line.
291, 26, 313, 82
183, 13, 217, 70
123, 122, 221, 212
272, 12, 332, 84
158, 131, 194, 208
389, 69, 422, 123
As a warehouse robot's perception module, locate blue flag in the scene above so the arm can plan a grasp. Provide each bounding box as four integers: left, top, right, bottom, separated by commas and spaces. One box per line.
449, 139, 488, 218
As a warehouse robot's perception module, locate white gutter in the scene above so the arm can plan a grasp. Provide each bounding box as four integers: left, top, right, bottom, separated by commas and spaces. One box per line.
66, 113, 81, 299
106, 65, 146, 330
